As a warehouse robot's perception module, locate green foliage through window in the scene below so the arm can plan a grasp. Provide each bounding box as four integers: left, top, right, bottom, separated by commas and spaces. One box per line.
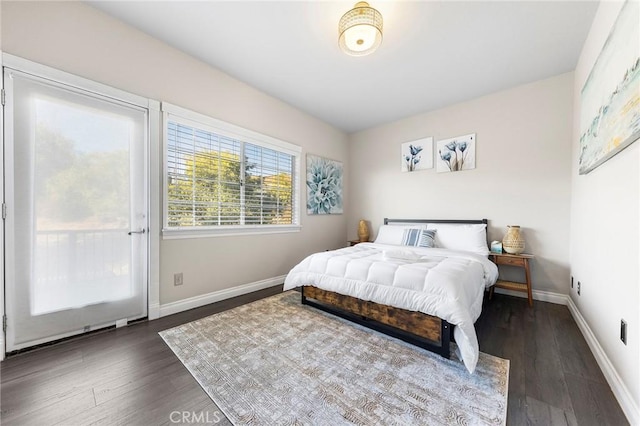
35, 125, 129, 229
166, 122, 294, 228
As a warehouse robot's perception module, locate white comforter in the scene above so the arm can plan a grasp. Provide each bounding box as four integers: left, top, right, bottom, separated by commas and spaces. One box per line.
283, 243, 499, 373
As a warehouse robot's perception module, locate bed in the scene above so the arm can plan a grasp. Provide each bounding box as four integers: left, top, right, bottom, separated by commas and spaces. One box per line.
283, 218, 499, 373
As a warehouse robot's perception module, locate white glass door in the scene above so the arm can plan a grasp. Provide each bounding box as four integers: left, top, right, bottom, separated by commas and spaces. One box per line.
4, 68, 148, 351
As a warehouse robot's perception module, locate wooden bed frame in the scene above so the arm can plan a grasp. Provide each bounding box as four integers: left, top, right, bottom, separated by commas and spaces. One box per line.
300, 218, 489, 359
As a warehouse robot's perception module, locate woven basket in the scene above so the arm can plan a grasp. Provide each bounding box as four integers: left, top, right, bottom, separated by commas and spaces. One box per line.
503, 225, 525, 254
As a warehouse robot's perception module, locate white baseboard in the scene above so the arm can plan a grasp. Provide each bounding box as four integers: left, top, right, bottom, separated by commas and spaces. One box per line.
493, 287, 568, 305
158, 275, 286, 318
566, 297, 639, 425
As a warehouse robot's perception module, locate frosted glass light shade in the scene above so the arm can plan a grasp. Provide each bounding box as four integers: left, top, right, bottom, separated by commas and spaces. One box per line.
339, 2, 383, 56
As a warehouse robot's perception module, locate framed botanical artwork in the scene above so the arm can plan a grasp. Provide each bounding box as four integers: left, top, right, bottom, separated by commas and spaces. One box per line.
436, 133, 476, 173
579, 0, 639, 174
401, 137, 433, 172
306, 154, 343, 215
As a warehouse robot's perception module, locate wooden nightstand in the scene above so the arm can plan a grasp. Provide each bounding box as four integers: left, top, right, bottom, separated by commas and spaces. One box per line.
348, 240, 370, 246
489, 252, 534, 306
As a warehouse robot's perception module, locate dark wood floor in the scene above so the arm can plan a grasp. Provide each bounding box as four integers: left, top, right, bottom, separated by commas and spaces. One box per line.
475, 294, 627, 426
1, 287, 627, 425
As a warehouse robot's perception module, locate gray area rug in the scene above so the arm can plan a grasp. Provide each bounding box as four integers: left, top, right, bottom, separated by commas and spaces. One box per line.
160, 291, 509, 425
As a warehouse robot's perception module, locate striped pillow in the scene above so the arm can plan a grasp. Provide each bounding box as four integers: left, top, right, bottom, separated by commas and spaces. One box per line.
418, 229, 437, 248
401, 228, 423, 246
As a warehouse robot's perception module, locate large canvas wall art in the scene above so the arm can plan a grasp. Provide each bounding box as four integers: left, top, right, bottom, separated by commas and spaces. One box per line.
306, 155, 343, 215
579, 0, 640, 175
436, 134, 476, 173
401, 137, 433, 172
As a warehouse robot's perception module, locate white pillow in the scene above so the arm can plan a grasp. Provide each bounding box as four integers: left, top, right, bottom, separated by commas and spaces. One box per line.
426, 223, 488, 255
374, 225, 426, 246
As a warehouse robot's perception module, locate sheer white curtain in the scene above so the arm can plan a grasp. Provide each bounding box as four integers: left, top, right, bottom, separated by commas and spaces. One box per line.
5, 69, 148, 350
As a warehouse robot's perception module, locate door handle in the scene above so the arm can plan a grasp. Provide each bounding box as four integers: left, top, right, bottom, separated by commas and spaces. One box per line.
128, 229, 146, 235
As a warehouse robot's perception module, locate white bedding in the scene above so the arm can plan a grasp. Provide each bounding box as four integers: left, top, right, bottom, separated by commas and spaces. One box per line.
283, 243, 499, 373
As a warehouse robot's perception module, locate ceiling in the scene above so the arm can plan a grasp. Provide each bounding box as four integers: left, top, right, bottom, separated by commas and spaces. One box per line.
88, 1, 598, 133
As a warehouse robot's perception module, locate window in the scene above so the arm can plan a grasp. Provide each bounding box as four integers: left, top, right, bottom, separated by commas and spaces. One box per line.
162, 103, 300, 237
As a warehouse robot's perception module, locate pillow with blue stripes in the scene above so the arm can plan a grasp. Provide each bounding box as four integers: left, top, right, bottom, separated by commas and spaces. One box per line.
418, 229, 437, 248
401, 229, 437, 247
375, 225, 426, 245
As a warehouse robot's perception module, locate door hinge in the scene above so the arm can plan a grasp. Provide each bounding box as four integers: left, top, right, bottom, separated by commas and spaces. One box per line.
1, 89, 5, 106
2, 202, 6, 220
2, 315, 6, 332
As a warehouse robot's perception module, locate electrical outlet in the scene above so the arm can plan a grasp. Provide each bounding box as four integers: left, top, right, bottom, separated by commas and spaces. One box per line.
621, 319, 627, 345
174, 272, 184, 286
577, 281, 581, 295
571, 276, 574, 288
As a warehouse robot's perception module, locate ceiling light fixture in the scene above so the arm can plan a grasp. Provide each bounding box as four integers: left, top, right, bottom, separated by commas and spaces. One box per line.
338, 1, 383, 57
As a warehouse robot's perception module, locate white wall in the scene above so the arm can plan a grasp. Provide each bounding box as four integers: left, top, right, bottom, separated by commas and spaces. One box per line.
570, 0, 639, 417
1, 1, 349, 305
348, 73, 574, 294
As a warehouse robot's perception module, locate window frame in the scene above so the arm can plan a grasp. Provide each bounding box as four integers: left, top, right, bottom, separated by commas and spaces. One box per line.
161, 102, 301, 239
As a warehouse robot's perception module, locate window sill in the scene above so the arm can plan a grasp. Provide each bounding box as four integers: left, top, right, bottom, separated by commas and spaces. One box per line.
162, 225, 301, 240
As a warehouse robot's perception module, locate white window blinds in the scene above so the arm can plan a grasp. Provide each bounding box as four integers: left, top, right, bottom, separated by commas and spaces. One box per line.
244, 143, 294, 225
163, 103, 300, 236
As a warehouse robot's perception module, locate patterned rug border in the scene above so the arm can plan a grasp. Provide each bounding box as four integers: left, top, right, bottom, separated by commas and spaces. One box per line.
159, 330, 238, 424
160, 291, 509, 425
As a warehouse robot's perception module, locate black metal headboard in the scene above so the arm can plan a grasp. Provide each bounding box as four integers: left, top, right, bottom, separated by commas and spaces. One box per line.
384, 218, 487, 226
383, 218, 489, 244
